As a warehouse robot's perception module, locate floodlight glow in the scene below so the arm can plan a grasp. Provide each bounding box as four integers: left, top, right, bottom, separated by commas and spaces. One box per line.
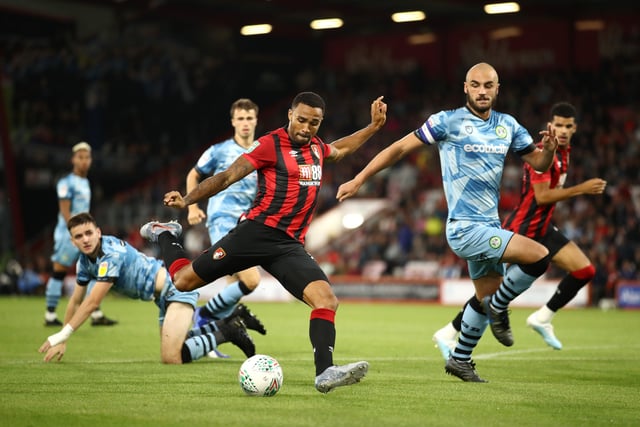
575, 20, 604, 31
391, 11, 426, 23
240, 24, 273, 36
342, 213, 364, 230
408, 33, 437, 45
310, 18, 344, 30
484, 2, 520, 14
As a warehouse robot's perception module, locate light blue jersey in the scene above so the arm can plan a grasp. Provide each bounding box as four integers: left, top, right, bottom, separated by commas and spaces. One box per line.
415, 107, 534, 223
76, 236, 198, 325
194, 138, 257, 243
51, 173, 91, 266
415, 107, 536, 278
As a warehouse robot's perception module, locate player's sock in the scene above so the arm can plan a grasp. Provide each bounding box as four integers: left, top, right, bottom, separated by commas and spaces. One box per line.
546, 265, 595, 311
451, 297, 488, 361
187, 320, 219, 338
202, 281, 246, 320
181, 332, 223, 362
45, 272, 66, 315
490, 255, 550, 311
155, 232, 191, 280
310, 308, 336, 376
452, 297, 473, 331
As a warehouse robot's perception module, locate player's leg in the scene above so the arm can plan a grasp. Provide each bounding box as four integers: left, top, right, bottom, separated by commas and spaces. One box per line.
44, 262, 67, 326
161, 301, 196, 364
485, 233, 550, 346
195, 266, 262, 328
266, 243, 368, 393
432, 299, 470, 360
444, 270, 500, 382
527, 237, 594, 349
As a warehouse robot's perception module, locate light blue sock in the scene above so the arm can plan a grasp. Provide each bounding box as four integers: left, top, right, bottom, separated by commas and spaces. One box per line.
490, 264, 537, 311
183, 333, 218, 361
452, 301, 488, 361
45, 277, 63, 311
204, 281, 243, 320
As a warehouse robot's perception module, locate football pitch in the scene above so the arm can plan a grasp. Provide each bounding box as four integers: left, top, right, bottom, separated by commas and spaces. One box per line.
1, 295, 638, 427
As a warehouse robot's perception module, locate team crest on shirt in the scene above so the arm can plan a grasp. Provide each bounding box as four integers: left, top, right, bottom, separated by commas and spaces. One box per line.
310, 145, 320, 159
495, 125, 507, 139
213, 247, 226, 260
489, 236, 502, 249
98, 261, 109, 277
465, 125, 474, 134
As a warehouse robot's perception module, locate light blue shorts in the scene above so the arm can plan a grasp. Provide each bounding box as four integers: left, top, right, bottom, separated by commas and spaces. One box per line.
445, 219, 513, 280
155, 274, 199, 326
51, 227, 80, 267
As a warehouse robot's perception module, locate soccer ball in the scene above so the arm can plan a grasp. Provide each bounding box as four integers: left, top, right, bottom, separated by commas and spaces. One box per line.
238, 354, 283, 397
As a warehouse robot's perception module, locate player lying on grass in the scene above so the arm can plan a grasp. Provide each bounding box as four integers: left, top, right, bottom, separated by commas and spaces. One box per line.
38, 212, 265, 364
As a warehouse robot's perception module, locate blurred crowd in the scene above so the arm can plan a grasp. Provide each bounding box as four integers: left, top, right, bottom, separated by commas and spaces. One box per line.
2, 23, 639, 306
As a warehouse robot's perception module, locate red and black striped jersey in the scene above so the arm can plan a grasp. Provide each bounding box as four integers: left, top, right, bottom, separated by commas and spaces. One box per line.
502, 145, 570, 238
242, 127, 331, 244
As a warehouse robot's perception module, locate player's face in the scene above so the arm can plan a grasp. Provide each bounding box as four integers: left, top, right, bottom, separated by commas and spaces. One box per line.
464, 71, 499, 116
550, 115, 576, 147
70, 222, 102, 257
72, 149, 92, 176
287, 103, 324, 145
231, 108, 258, 140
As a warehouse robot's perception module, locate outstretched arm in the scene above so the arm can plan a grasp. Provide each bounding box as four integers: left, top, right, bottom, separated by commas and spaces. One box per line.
327, 96, 387, 162
38, 281, 112, 362
336, 131, 423, 202
164, 156, 255, 209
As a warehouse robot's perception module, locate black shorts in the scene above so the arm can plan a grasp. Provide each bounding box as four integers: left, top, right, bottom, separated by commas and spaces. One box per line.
536, 224, 570, 258
192, 220, 329, 301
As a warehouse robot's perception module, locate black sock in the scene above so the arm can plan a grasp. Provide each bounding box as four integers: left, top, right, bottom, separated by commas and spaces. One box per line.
547, 274, 590, 311
238, 281, 252, 295
452, 297, 474, 331
310, 318, 336, 376
158, 232, 188, 267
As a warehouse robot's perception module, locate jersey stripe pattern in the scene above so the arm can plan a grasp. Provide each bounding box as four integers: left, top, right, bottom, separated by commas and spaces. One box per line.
242, 127, 330, 243
502, 145, 570, 238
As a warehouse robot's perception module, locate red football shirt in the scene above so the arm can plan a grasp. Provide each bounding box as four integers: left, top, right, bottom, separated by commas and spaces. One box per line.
502, 145, 570, 238
242, 127, 331, 243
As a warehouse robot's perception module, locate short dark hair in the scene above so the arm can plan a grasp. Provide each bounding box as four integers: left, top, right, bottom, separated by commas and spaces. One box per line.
550, 102, 576, 120
292, 92, 325, 113
230, 98, 259, 118
67, 212, 97, 231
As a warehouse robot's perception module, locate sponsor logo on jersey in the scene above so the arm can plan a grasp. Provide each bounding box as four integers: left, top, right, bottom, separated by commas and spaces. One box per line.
489, 236, 502, 249
495, 125, 508, 139
98, 261, 109, 276
289, 150, 298, 157
299, 164, 322, 186
213, 248, 226, 260
463, 144, 508, 154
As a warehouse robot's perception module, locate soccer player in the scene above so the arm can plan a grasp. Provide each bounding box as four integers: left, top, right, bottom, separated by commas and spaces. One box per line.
44, 142, 116, 327
38, 213, 258, 364
432, 102, 607, 355
336, 63, 558, 382
185, 99, 266, 355
141, 92, 387, 392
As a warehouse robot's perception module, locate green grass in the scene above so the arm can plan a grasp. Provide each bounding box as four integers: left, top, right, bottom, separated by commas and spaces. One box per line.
1, 296, 639, 427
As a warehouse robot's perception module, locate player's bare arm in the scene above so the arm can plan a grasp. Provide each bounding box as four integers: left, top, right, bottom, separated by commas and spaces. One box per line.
59, 199, 72, 222
336, 132, 422, 202
165, 156, 256, 209
327, 96, 387, 162
533, 178, 607, 205
185, 168, 206, 225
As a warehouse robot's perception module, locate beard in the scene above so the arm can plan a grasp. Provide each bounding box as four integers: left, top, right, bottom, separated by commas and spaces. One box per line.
466, 93, 495, 115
